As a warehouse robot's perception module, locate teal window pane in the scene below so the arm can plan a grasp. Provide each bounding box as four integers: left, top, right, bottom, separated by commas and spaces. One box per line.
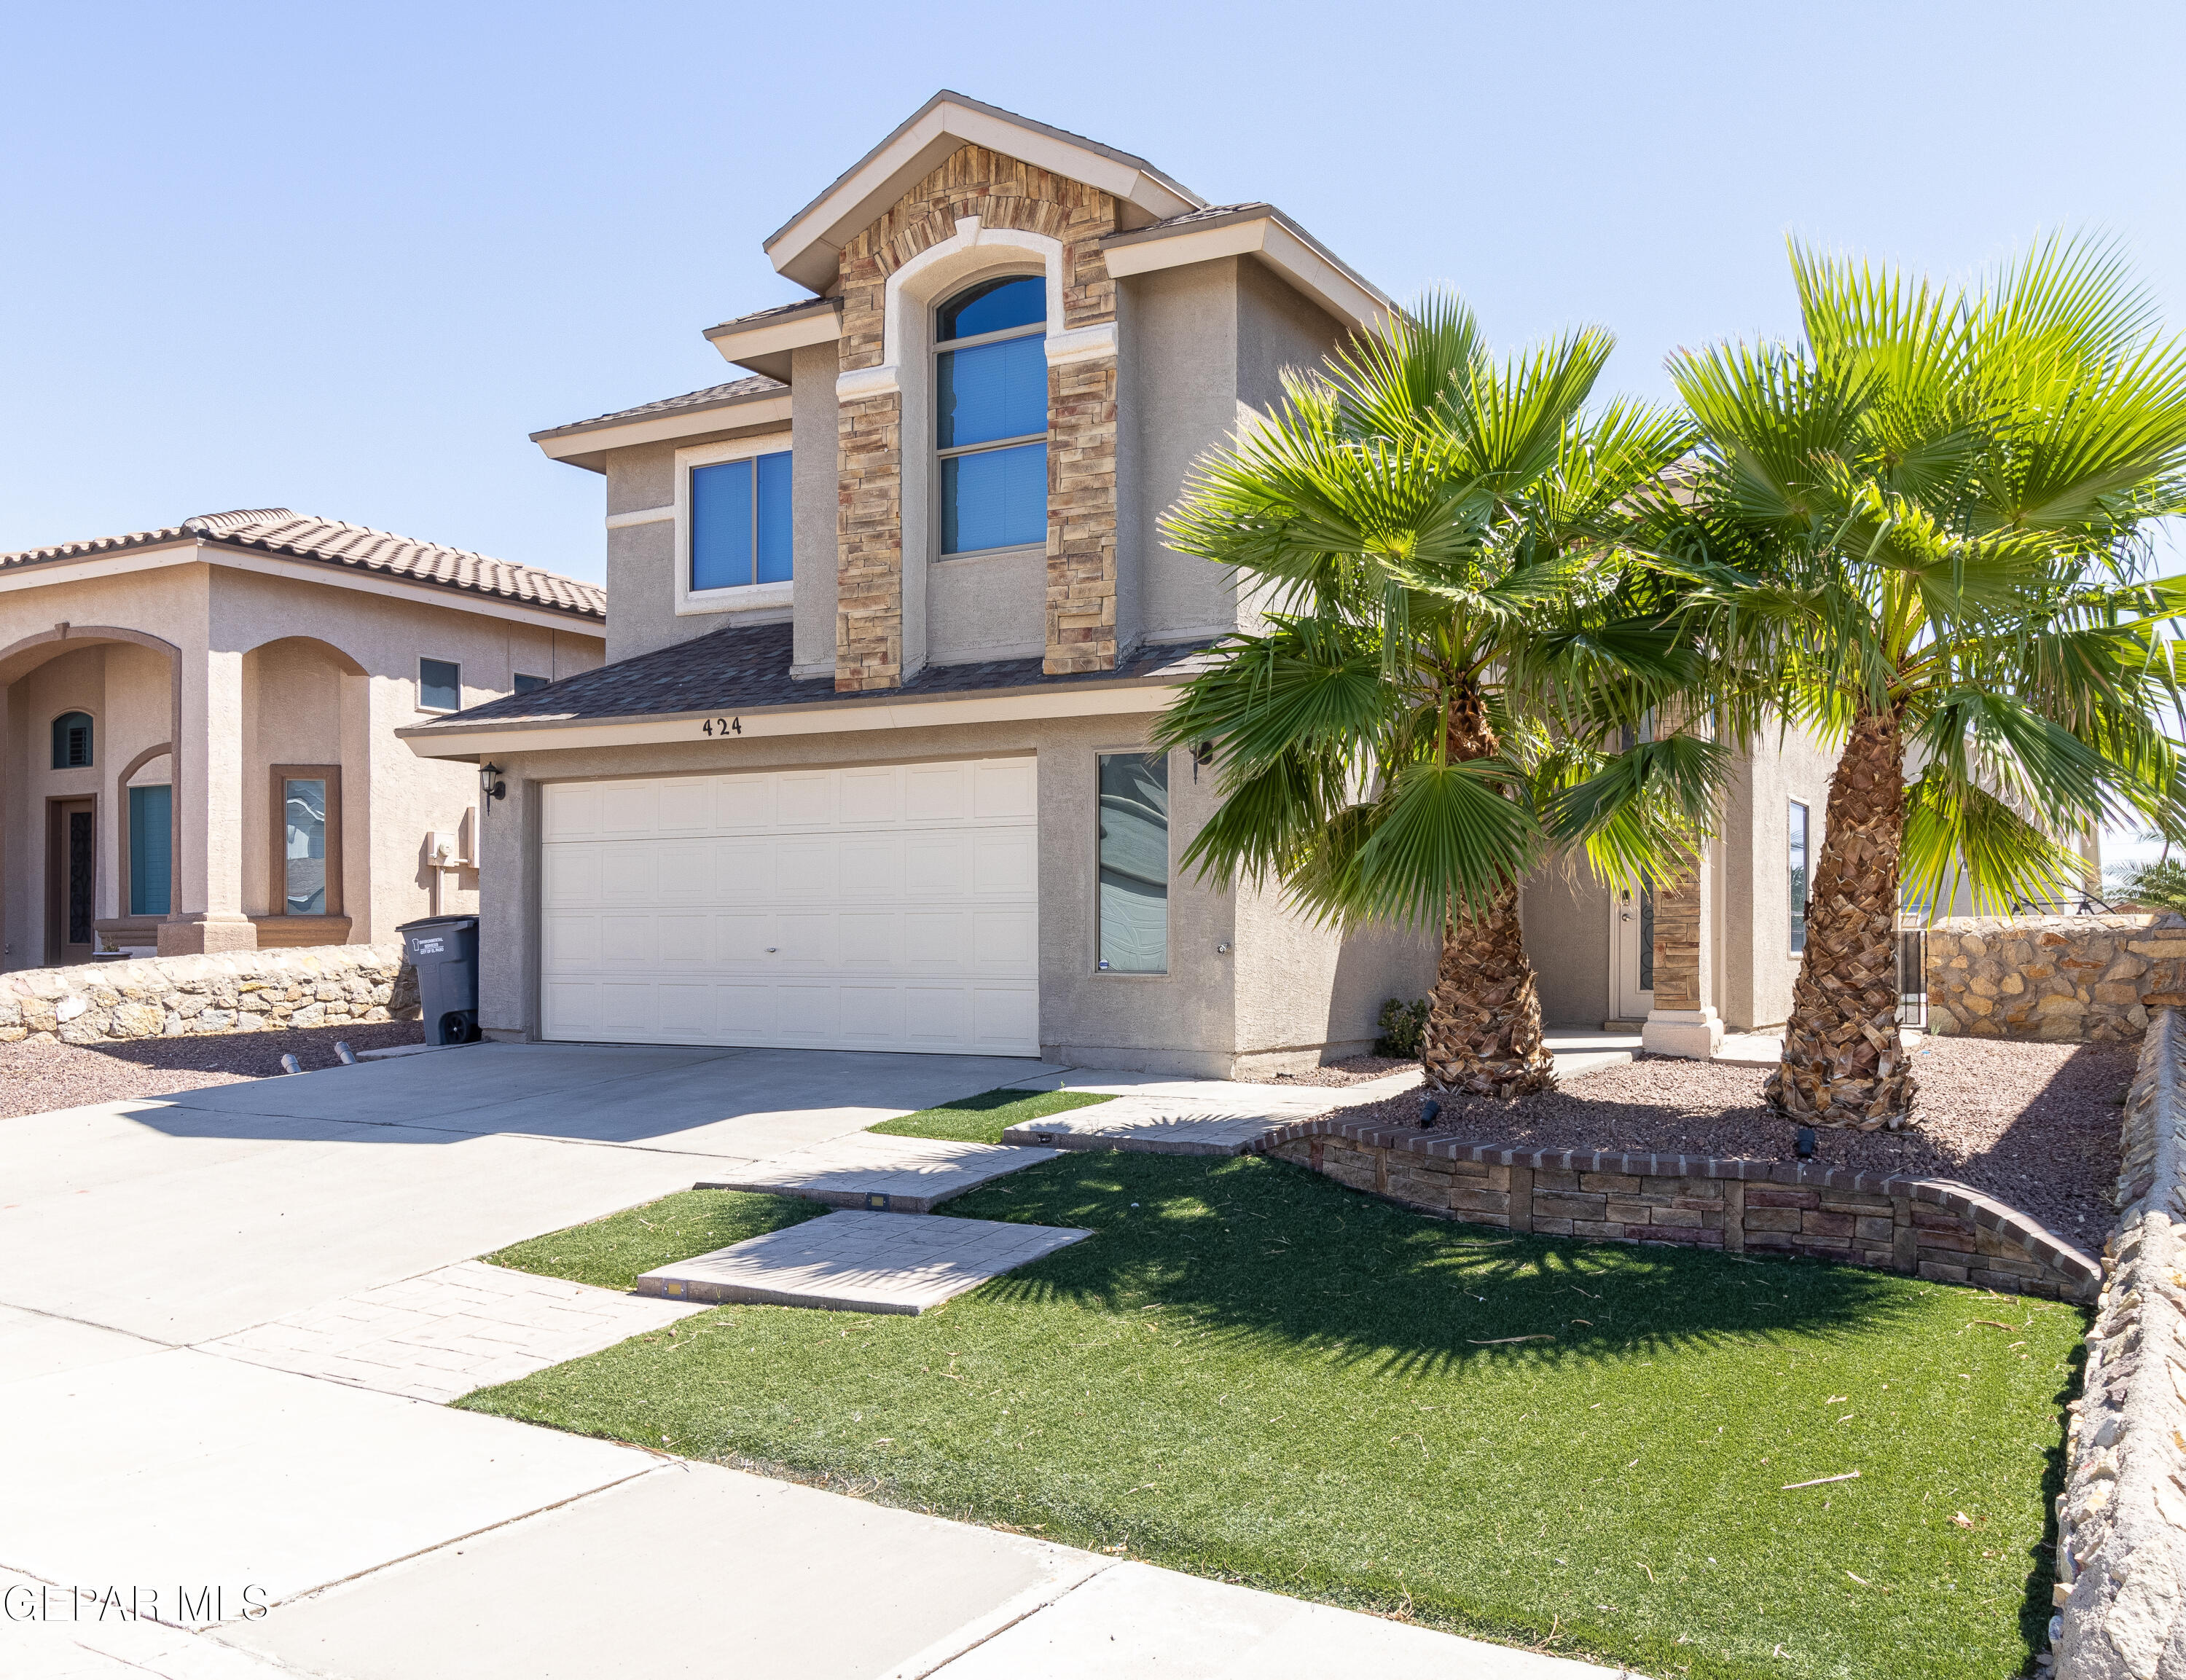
940, 443, 1046, 554
284, 778, 328, 915
50, 710, 93, 769
937, 275, 1045, 342
128, 784, 171, 916
1097, 753, 1169, 973
756, 451, 793, 584
690, 459, 754, 590
937, 337, 1047, 448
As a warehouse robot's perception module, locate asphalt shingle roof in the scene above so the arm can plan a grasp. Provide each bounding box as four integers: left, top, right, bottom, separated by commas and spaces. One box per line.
417, 620, 1216, 729
530, 374, 786, 441
0, 509, 605, 621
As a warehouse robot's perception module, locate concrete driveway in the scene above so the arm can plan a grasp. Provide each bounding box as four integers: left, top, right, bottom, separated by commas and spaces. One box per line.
1, 1041, 1609, 1679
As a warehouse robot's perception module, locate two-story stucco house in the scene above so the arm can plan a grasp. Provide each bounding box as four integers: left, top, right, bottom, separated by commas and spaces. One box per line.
0, 509, 604, 969
404, 92, 1836, 1072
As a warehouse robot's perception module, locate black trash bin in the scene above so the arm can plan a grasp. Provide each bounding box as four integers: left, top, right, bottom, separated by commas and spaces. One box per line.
396, 915, 482, 1046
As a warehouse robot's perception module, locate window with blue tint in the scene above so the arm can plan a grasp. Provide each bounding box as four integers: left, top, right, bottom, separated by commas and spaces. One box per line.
128, 784, 171, 916
690, 450, 792, 591
418, 659, 460, 713
937, 336, 1048, 449
50, 711, 93, 769
935, 276, 1047, 557
1097, 753, 1170, 973
941, 444, 1047, 554
512, 672, 549, 694
1790, 800, 1809, 954
936, 275, 1044, 342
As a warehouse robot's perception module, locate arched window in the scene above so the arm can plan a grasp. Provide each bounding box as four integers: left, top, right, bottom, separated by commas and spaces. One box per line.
935, 275, 1047, 555
50, 711, 93, 769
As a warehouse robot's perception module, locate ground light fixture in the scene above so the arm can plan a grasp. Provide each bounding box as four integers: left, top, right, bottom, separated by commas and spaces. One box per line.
1419, 1098, 1441, 1130
1795, 1126, 1817, 1160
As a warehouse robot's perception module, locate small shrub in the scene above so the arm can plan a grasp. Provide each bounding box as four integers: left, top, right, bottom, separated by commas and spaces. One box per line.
2112, 859, 2186, 917
1375, 996, 1430, 1058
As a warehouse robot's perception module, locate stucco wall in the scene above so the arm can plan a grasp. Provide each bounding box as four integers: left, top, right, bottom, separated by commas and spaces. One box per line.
790, 339, 842, 680
1522, 864, 1613, 1028
927, 549, 1046, 664
1722, 720, 1838, 1030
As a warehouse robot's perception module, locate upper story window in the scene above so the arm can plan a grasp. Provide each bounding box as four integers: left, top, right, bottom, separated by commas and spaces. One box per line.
692, 450, 792, 592
936, 275, 1046, 557
512, 672, 550, 694
50, 711, 93, 769
418, 659, 461, 713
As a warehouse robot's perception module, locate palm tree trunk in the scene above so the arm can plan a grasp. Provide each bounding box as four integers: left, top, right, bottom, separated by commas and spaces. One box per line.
1422, 884, 1554, 1097
1417, 682, 1554, 1099
1768, 707, 1917, 1129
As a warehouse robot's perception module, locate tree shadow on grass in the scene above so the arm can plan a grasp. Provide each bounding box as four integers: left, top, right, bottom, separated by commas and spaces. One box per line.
952, 1148, 1934, 1376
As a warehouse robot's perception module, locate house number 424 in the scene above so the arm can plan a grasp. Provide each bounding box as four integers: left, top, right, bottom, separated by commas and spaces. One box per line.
701, 717, 742, 737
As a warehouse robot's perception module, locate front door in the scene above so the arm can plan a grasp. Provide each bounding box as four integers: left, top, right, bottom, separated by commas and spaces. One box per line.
47, 798, 96, 965
1611, 875, 1654, 1024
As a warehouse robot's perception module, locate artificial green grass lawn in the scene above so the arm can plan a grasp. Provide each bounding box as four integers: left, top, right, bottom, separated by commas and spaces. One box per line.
482, 1188, 827, 1292
463, 1150, 2083, 1680
866, 1083, 1116, 1144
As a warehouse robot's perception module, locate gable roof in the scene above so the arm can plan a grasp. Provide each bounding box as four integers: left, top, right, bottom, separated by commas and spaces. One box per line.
0, 509, 606, 622
764, 90, 1205, 292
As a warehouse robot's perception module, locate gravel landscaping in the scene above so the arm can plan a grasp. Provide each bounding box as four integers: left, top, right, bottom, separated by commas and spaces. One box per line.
1241, 1053, 1415, 1087
0, 1018, 425, 1118
1331, 1037, 2130, 1243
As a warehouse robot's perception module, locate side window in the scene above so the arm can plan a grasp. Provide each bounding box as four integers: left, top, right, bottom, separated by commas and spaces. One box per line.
690, 450, 792, 592
935, 275, 1047, 557
1789, 799, 1809, 954
273, 767, 342, 916
418, 659, 461, 713
1096, 751, 1170, 974
128, 784, 173, 916
50, 710, 93, 769
512, 673, 550, 694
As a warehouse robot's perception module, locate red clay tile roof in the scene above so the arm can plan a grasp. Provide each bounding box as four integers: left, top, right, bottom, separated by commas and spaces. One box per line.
0, 508, 606, 622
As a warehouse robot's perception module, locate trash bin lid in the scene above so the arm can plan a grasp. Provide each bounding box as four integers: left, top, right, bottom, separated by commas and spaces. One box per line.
396, 914, 479, 933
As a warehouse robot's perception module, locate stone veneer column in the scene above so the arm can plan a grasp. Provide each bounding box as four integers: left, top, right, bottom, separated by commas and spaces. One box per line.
1641, 864, 1723, 1059
829, 144, 1121, 692
1044, 352, 1119, 674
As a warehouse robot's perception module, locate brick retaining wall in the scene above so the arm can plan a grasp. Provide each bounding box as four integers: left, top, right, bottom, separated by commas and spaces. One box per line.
0, 943, 418, 1045
1254, 1120, 2099, 1303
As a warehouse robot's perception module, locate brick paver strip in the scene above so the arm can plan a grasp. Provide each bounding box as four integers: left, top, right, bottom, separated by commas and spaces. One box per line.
636, 1209, 1092, 1314
197, 1261, 703, 1404
695, 1131, 1059, 1212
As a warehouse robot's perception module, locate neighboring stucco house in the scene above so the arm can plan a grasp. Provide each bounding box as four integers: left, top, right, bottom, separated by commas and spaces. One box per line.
0, 508, 605, 969
403, 91, 1833, 1072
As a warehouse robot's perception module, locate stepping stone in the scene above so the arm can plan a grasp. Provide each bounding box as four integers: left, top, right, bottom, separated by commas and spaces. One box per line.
694, 1131, 1058, 1213
635, 1209, 1092, 1314
1000, 1103, 1287, 1157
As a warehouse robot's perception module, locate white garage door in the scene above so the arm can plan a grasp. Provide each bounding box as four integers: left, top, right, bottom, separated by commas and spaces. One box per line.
540, 757, 1039, 1056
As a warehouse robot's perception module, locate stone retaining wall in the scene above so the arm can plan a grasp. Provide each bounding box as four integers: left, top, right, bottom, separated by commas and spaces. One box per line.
2056, 1009, 2186, 1680
1928, 914, 2186, 1044
0, 943, 418, 1044
1254, 1120, 2099, 1303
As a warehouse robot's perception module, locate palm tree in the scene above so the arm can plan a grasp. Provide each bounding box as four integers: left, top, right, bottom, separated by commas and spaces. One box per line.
1153, 294, 1722, 1097
1666, 237, 2186, 1130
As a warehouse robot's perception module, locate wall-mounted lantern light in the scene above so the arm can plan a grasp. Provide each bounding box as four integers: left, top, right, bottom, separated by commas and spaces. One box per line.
479, 761, 506, 803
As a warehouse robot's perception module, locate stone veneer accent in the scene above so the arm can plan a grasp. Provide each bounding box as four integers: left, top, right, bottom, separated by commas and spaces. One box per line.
1929, 914, 2186, 1044
833, 144, 1120, 690
1254, 1117, 2099, 1302
2055, 1009, 2186, 1680
0, 943, 418, 1043
1650, 869, 1703, 1010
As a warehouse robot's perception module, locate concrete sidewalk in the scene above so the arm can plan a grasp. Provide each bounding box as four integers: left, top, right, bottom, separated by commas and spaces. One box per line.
0, 1042, 1619, 1679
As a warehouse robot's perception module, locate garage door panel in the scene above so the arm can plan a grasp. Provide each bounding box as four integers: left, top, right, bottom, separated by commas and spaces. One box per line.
776, 772, 834, 828
544, 914, 599, 970
838, 911, 898, 967
904, 835, 971, 898
904, 762, 970, 824
973, 829, 1035, 895
544, 758, 1036, 1056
